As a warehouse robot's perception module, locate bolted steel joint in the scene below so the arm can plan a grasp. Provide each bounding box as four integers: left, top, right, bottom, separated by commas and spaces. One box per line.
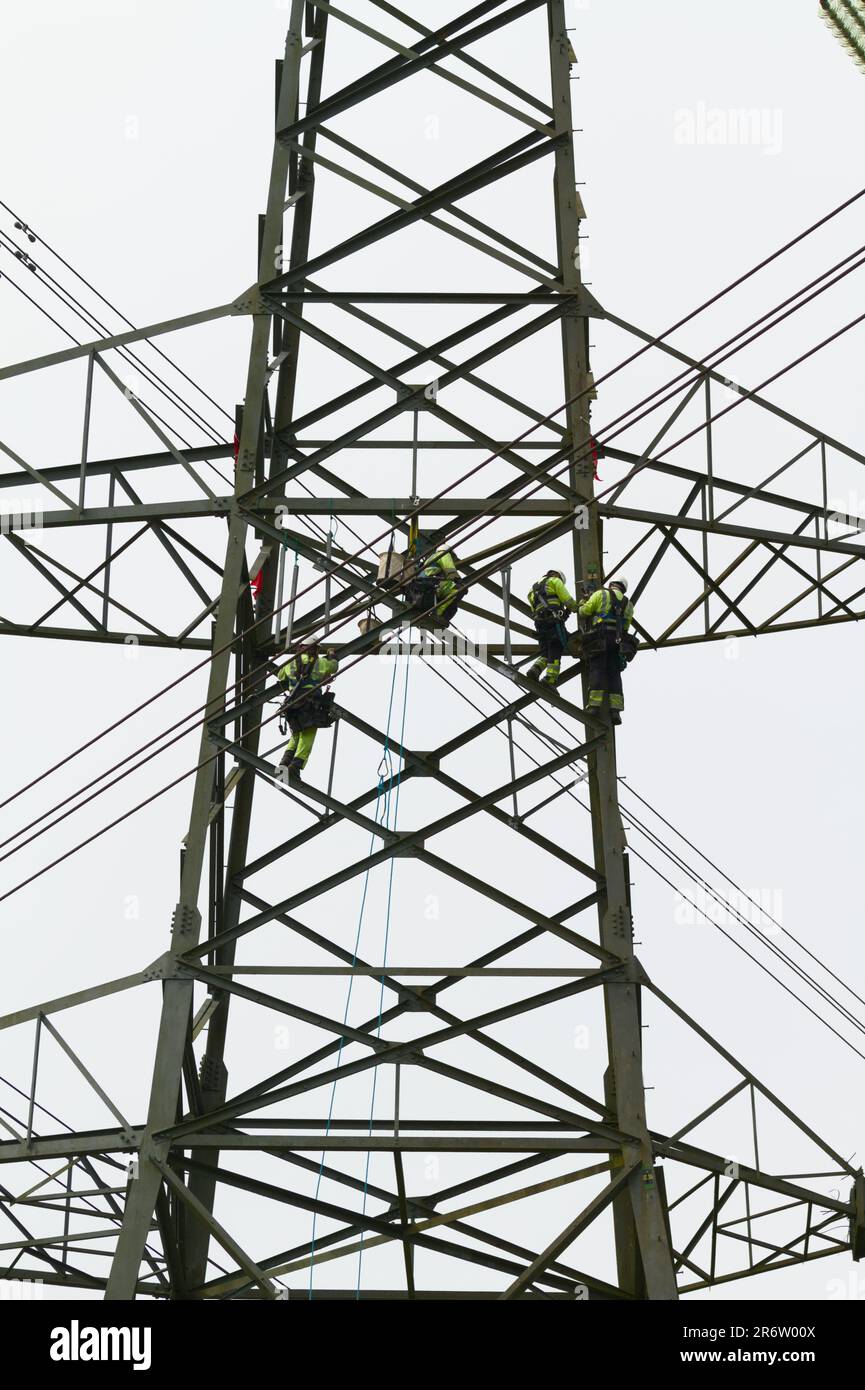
171, 903, 201, 941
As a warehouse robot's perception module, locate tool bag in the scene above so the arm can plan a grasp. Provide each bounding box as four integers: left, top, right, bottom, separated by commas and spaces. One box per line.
577, 624, 607, 657
618, 632, 639, 664
280, 689, 336, 735
405, 574, 439, 611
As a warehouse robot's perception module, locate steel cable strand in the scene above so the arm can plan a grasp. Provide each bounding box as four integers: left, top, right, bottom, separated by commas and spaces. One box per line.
0, 238, 232, 482
2, 188, 861, 819
420, 653, 865, 1050
4, 234, 865, 882
355, 638, 412, 1297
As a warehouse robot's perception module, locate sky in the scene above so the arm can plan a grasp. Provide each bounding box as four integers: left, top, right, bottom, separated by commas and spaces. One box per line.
0, 0, 864, 1302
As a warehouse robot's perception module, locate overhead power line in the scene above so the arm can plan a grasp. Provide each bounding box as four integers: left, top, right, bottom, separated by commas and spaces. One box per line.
2, 186, 863, 853
427, 649, 865, 1062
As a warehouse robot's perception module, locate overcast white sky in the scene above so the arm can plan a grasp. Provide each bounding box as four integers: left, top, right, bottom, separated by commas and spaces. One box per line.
1, 0, 864, 1302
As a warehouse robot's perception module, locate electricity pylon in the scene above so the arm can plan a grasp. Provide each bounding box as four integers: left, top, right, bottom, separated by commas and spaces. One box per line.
1, 1, 863, 1300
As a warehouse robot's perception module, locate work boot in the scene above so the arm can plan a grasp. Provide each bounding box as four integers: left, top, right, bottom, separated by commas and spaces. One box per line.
288, 758, 305, 780
278, 750, 293, 771
611, 711, 622, 726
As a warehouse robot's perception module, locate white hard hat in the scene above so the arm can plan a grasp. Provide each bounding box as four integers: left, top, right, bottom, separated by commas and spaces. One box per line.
608, 577, 628, 593
546, 569, 566, 583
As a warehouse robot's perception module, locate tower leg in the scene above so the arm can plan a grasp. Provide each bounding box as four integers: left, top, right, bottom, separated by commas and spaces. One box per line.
181, 8, 330, 1291
547, 0, 677, 1299
105, 9, 306, 1300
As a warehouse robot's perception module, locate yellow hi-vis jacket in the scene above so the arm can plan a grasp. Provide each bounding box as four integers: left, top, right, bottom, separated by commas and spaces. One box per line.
528, 575, 578, 617
421, 548, 457, 580
278, 651, 338, 694
579, 585, 634, 631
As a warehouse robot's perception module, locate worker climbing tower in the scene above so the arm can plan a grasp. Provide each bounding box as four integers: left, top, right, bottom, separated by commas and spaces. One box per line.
1, 1, 863, 1299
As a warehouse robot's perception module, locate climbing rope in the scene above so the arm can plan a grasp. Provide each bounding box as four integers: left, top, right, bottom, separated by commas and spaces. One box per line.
307, 638, 407, 1297
355, 629, 412, 1297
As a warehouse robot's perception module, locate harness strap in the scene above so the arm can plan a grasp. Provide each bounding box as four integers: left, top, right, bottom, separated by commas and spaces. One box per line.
531, 579, 565, 621
595, 589, 626, 639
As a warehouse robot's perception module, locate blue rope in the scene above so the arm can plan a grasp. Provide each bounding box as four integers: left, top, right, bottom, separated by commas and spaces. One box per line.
307, 650, 402, 1299
356, 634, 412, 1296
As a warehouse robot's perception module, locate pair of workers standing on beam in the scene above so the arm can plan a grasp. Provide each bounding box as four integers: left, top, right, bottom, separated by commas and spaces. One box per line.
529, 569, 635, 724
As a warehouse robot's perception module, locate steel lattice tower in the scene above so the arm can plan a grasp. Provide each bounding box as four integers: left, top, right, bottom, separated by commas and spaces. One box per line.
1, 1, 863, 1300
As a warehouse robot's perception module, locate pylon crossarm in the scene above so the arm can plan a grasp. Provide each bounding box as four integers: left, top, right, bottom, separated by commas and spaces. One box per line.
93, 355, 218, 502
0, 301, 245, 383
0, 438, 77, 509
0, 443, 233, 495
607, 308, 865, 472
649, 982, 858, 1177
603, 503, 865, 563
7, 532, 171, 639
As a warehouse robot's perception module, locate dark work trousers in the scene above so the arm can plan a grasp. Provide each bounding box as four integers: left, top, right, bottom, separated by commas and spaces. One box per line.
534, 619, 566, 661
586, 630, 624, 710
531, 618, 568, 684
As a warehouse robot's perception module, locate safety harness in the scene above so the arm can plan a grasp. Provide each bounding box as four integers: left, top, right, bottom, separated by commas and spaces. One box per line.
583, 588, 639, 663
420, 549, 450, 580
278, 651, 337, 735
406, 547, 457, 621
530, 578, 567, 625
406, 572, 439, 608
599, 588, 627, 639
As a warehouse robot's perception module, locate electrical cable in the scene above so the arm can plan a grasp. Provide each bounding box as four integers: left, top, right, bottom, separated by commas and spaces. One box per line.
618, 780, 865, 1014
446, 645, 865, 1037
2, 180, 861, 827
420, 651, 865, 1055
5, 229, 853, 851
3, 200, 865, 896
356, 637, 412, 1297
0, 195, 233, 422
0, 239, 233, 487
